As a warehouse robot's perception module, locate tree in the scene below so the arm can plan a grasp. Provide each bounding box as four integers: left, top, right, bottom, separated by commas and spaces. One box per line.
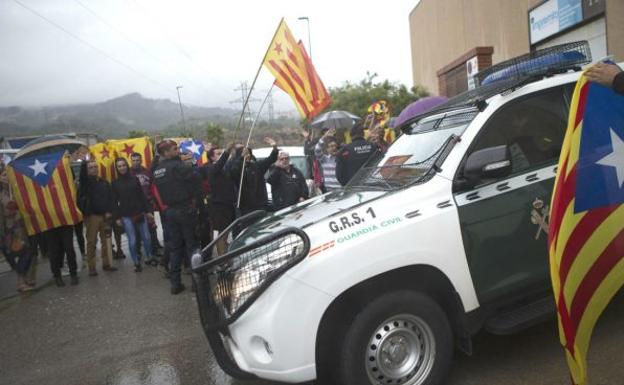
328, 72, 429, 118
127, 129, 148, 138
204, 122, 224, 146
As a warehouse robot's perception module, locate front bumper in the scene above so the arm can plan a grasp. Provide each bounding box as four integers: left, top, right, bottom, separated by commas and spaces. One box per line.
209, 273, 333, 382
192, 212, 332, 382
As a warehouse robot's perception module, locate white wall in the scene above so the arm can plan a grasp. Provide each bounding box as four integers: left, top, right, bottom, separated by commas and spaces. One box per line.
536, 17, 607, 61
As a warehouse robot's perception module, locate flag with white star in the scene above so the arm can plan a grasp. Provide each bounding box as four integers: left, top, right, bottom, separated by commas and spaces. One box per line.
179, 139, 208, 165
6, 151, 82, 235
549, 71, 624, 385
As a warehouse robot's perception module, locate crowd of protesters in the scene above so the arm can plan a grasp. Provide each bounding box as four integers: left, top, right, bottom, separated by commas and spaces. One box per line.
0, 120, 387, 295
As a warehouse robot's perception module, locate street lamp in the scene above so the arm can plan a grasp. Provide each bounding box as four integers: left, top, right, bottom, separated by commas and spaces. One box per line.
175, 85, 187, 131
298, 16, 312, 60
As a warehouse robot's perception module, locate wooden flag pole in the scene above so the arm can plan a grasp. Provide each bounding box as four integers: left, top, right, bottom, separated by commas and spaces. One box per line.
236, 83, 276, 209
233, 18, 284, 142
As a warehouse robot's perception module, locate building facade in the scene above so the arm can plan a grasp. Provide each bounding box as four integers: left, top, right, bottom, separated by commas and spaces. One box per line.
409, 0, 624, 97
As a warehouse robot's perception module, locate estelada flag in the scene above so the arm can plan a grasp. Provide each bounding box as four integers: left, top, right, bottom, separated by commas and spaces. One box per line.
89, 142, 116, 182
263, 19, 331, 121
179, 139, 208, 166
7, 151, 83, 236
107, 137, 153, 168
549, 72, 624, 385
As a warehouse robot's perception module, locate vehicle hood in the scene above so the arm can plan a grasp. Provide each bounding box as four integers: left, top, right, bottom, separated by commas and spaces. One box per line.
230, 189, 385, 249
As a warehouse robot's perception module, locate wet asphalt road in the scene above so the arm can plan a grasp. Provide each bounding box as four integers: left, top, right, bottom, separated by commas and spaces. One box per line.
0, 254, 623, 385
0, 256, 275, 385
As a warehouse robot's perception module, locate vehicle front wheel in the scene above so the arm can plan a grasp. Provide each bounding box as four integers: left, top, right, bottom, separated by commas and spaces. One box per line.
339, 291, 453, 385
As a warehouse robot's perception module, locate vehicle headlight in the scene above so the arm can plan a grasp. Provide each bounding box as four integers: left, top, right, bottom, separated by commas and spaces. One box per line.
226, 233, 307, 316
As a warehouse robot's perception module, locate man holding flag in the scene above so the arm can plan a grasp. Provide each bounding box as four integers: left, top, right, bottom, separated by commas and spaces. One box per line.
586, 62, 624, 95
549, 61, 624, 385
7, 150, 83, 287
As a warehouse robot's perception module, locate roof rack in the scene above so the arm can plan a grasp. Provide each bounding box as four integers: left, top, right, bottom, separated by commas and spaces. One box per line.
401, 41, 591, 130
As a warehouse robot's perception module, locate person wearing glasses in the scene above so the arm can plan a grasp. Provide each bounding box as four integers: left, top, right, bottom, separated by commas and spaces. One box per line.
268, 151, 309, 211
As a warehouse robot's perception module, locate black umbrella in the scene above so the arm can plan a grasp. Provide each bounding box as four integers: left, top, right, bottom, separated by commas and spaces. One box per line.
15, 135, 86, 160
310, 110, 361, 130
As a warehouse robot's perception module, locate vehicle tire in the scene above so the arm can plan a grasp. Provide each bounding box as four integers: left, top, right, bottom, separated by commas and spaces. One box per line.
339, 290, 453, 385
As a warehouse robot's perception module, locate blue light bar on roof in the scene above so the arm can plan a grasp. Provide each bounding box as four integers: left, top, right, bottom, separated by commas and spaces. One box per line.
475, 41, 592, 87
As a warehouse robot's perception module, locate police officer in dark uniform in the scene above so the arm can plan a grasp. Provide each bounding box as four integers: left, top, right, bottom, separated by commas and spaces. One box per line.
152, 140, 200, 294
336, 124, 379, 186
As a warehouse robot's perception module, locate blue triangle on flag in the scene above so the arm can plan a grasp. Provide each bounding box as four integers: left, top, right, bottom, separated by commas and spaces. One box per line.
576, 83, 624, 212
180, 139, 204, 161
9, 151, 65, 187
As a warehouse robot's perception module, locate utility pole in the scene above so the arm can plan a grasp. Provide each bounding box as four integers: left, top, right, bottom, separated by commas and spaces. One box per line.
176, 85, 187, 132
230, 81, 260, 129
298, 16, 312, 59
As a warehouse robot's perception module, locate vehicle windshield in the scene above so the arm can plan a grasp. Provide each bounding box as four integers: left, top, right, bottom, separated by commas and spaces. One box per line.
289, 156, 309, 178
347, 108, 478, 190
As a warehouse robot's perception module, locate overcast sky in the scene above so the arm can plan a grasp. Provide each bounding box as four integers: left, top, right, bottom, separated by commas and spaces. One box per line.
0, 0, 419, 112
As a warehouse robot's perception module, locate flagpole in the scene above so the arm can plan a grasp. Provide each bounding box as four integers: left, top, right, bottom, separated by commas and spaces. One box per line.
233, 18, 284, 142
236, 83, 276, 209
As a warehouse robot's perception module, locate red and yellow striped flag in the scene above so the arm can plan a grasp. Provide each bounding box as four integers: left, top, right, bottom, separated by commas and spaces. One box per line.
263, 19, 331, 120
89, 142, 116, 182
549, 72, 624, 385
107, 137, 153, 168
7, 151, 83, 236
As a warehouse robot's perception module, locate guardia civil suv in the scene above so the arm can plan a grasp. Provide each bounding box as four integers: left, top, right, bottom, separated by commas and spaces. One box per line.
192, 41, 598, 385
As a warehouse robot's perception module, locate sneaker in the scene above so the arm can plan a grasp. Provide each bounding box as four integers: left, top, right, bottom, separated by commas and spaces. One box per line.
134, 264, 142, 273
88, 270, 98, 277
171, 284, 186, 295
70, 276, 79, 286
147, 258, 158, 267
102, 265, 118, 272
55, 277, 66, 287
61, 266, 70, 277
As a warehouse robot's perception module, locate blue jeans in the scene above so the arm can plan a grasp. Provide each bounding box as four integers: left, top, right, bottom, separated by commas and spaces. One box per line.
121, 217, 152, 265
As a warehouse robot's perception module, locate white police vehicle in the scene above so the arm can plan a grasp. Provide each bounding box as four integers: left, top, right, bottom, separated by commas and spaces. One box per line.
192, 42, 603, 385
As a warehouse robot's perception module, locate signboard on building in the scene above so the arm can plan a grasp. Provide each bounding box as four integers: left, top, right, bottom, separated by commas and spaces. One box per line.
529, 0, 605, 45
466, 56, 479, 90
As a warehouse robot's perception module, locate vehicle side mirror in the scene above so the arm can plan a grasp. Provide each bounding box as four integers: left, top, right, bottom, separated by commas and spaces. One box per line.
463, 145, 511, 187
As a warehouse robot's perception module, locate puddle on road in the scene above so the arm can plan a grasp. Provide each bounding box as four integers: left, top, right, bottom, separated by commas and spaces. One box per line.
107, 361, 180, 385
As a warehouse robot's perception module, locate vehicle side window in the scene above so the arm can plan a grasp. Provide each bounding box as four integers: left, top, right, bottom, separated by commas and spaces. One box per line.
468, 86, 569, 175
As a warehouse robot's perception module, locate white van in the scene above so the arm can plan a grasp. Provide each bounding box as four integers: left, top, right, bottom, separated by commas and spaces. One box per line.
193, 42, 601, 385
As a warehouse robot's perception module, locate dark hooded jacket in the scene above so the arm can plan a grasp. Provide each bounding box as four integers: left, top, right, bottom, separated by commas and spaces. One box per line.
614, 71, 624, 96
203, 149, 236, 207
112, 173, 150, 219
229, 147, 278, 212
267, 165, 308, 211
335, 137, 379, 186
